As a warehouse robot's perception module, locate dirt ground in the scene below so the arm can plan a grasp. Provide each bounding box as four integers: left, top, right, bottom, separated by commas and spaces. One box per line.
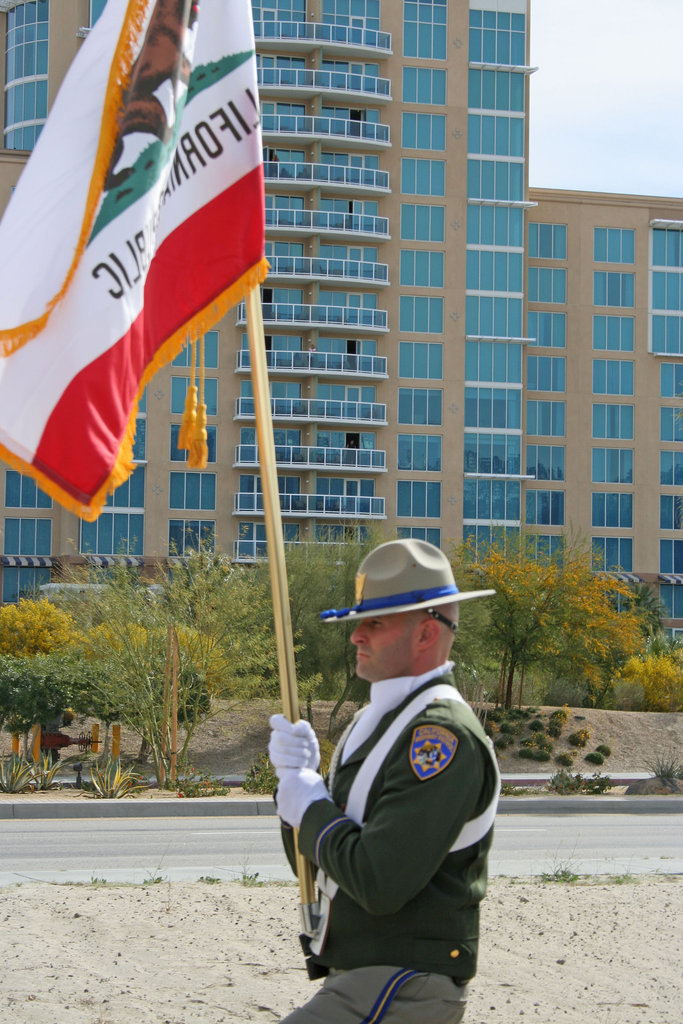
2, 700, 682, 782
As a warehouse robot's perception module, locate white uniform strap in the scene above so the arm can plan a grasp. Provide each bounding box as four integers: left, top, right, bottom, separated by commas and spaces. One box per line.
312, 682, 500, 935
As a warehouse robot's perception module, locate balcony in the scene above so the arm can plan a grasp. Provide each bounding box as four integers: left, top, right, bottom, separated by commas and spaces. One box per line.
266, 254, 389, 287
235, 396, 387, 426
253, 20, 392, 59
266, 208, 390, 242
234, 492, 386, 518
258, 67, 391, 104
234, 444, 387, 472
236, 301, 388, 333
261, 113, 390, 149
264, 160, 389, 195
236, 348, 388, 379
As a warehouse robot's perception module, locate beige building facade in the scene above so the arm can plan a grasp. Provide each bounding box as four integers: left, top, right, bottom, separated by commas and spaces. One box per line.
1, 0, 682, 630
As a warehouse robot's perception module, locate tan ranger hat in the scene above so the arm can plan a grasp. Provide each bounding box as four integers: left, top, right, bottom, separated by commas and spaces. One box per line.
320, 538, 494, 623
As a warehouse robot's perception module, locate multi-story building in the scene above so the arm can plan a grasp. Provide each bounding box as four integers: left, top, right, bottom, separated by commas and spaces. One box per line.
1, 0, 682, 631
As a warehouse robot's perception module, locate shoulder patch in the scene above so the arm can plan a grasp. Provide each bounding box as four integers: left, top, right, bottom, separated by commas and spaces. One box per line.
409, 725, 458, 780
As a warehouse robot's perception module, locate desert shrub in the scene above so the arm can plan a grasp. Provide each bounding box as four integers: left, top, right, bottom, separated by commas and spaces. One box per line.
488, 707, 503, 723
529, 719, 545, 732
547, 719, 563, 737
494, 735, 513, 750
548, 770, 611, 795
484, 719, 499, 738
555, 752, 574, 767
585, 751, 605, 765
643, 746, 683, 780
617, 653, 683, 712
595, 744, 612, 757
499, 720, 520, 735
568, 728, 590, 748
583, 773, 612, 795
175, 766, 228, 798
544, 679, 588, 707
243, 752, 277, 794
531, 749, 551, 762
87, 758, 146, 799
30, 753, 66, 791
518, 747, 534, 759
0, 755, 34, 793
549, 705, 570, 725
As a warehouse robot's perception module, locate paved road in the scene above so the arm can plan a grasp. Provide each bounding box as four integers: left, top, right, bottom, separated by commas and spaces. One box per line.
1, 808, 681, 886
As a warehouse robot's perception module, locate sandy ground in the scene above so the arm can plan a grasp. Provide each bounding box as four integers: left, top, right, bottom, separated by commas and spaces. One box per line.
0, 876, 680, 1024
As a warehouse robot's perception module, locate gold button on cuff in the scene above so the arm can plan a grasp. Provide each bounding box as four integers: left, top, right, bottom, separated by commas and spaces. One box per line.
449, 949, 460, 958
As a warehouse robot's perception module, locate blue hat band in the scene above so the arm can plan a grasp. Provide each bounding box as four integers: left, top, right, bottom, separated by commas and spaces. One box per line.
320, 583, 459, 621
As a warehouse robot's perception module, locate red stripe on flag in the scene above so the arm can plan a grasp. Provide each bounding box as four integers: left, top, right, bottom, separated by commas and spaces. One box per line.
33, 166, 265, 503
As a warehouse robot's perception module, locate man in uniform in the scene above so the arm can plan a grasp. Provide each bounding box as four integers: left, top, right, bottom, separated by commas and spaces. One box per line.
269, 538, 499, 1023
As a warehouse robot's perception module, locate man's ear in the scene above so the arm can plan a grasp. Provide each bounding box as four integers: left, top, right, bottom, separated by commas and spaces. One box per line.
416, 615, 441, 650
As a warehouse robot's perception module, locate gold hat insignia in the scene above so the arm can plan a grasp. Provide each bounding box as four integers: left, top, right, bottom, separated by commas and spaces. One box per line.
355, 572, 366, 605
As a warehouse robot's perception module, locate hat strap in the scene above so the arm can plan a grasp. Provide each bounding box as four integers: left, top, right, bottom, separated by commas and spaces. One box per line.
320, 583, 459, 620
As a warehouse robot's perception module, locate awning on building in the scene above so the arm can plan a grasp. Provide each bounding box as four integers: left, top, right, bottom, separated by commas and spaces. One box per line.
0, 555, 53, 568
84, 555, 143, 567
658, 573, 683, 585
611, 572, 643, 583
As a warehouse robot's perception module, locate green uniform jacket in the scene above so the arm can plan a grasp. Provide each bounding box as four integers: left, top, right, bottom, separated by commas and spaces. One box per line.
282, 673, 498, 983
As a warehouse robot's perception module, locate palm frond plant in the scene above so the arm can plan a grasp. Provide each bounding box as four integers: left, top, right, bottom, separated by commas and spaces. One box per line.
30, 753, 67, 791
0, 754, 35, 793
88, 757, 147, 799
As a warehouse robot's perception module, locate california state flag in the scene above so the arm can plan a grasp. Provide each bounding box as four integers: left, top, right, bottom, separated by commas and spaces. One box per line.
0, 0, 266, 520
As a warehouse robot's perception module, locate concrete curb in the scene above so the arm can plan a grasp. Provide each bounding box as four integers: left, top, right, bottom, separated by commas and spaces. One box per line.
1, 794, 681, 820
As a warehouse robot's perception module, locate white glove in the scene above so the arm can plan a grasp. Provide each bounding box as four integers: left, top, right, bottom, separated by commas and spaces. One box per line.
268, 714, 320, 773
275, 767, 331, 829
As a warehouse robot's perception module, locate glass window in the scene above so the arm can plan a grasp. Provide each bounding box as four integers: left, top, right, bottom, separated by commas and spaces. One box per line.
463, 478, 520, 522
170, 424, 217, 462
592, 448, 633, 484
403, 0, 447, 60
469, 8, 526, 66
464, 432, 520, 476
398, 388, 442, 425
168, 520, 215, 556
526, 400, 565, 436
467, 204, 523, 246
528, 223, 567, 259
593, 272, 635, 308
171, 377, 218, 415
594, 228, 635, 264
593, 315, 634, 351
400, 250, 444, 288
400, 204, 445, 242
468, 113, 524, 158
465, 341, 522, 384
467, 158, 523, 202
401, 159, 445, 196
527, 312, 566, 348
4, 471, 52, 509
465, 295, 523, 338
402, 67, 446, 105
397, 480, 442, 518
169, 472, 216, 510
397, 434, 442, 471
592, 359, 634, 396
593, 537, 632, 572
80, 513, 144, 556
526, 444, 565, 481
659, 583, 683, 618
660, 494, 683, 530
660, 407, 683, 443
525, 490, 565, 526
90, 1, 108, 27
661, 450, 683, 486
398, 342, 443, 379
402, 113, 446, 151
396, 526, 442, 546
466, 250, 523, 293
171, 332, 219, 368
527, 268, 567, 304
3, 517, 51, 557
660, 362, 683, 398
527, 356, 566, 393
593, 404, 634, 440
399, 296, 443, 333
592, 492, 633, 528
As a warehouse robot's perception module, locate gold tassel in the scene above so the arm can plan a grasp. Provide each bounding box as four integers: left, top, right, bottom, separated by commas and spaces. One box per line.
187, 333, 208, 468
177, 339, 197, 450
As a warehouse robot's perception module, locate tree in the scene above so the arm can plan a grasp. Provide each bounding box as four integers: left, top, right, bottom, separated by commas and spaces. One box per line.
617, 652, 683, 712
625, 582, 666, 638
0, 599, 81, 657
454, 533, 644, 708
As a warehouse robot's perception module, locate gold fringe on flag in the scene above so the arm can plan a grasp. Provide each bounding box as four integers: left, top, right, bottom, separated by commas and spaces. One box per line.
187, 333, 208, 469
177, 338, 197, 450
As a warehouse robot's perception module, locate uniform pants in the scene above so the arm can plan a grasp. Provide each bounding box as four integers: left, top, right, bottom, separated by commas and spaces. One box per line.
279, 965, 469, 1023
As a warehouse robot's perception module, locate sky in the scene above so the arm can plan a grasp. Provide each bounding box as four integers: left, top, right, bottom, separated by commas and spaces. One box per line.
528, 0, 683, 198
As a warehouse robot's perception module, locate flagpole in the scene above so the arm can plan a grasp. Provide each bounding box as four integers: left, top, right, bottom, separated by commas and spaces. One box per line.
245, 285, 317, 927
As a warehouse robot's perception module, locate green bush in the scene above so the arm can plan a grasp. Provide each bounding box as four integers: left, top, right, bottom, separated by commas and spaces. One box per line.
548, 769, 612, 795
0, 755, 34, 793
88, 758, 146, 799
243, 752, 277, 794
555, 752, 574, 767
529, 719, 545, 732
499, 720, 520, 735
643, 747, 683, 780
531, 749, 551, 762
568, 728, 590, 748
518, 747, 535, 759
493, 735, 513, 750
30, 753, 66, 791
595, 744, 612, 757
585, 751, 605, 765
583, 773, 612, 795
175, 766, 228, 798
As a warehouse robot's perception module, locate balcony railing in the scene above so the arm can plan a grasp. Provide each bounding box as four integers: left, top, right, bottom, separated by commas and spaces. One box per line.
262, 113, 390, 147
253, 20, 392, 55
264, 160, 390, 193
235, 396, 387, 425
236, 349, 388, 378
266, 254, 389, 286
236, 302, 388, 332
234, 492, 386, 518
265, 207, 390, 240
258, 66, 391, 101
234, 444, 387, 471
